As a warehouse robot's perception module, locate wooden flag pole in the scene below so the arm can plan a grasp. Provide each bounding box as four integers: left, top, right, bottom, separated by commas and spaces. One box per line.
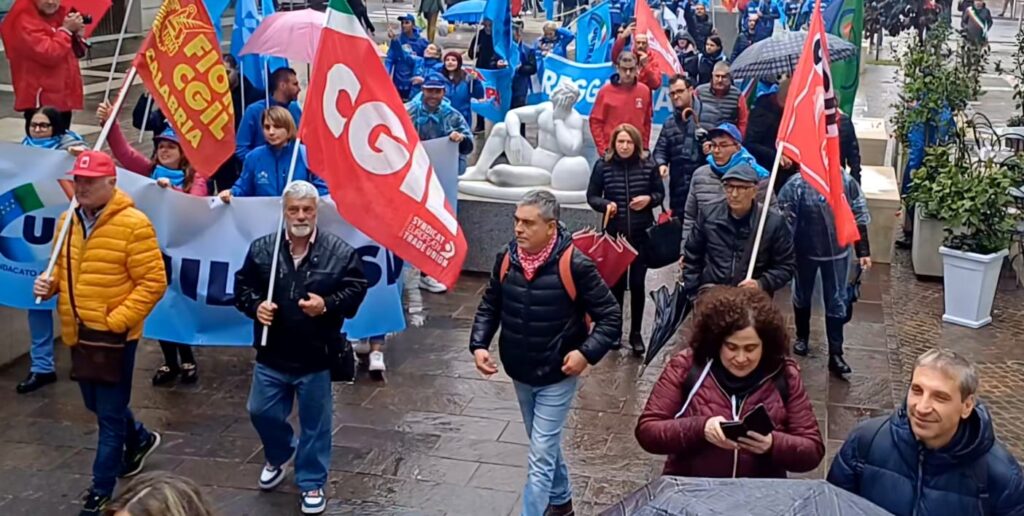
744, 142, 784, 281
36, 66, 139, 304
258, 137, 304, 346
102, 0, 137, 101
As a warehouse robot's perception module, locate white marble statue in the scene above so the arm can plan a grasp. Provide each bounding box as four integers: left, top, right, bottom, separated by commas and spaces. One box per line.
459, 81, 593, 204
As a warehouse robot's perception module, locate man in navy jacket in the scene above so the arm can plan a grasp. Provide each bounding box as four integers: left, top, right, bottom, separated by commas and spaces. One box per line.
828, 348, 1024, 515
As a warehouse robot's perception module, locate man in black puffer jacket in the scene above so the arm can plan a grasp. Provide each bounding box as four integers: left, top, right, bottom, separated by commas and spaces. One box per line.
654, 74, 706, 215
234, 181, 368, 513
682, 164, 795, 301
470, 190, 621, 516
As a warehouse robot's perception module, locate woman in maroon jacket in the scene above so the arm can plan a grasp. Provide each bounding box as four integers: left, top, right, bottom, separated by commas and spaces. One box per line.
635, 286, 824, 478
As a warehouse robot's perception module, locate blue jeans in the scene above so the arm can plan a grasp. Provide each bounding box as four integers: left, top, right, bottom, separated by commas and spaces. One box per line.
458, 153, 468, 176
27, 309, 54, 373
248, 363, 332, 491
792, 255, 850, 318
514, 376, 578, 516
78, 340, 151, 497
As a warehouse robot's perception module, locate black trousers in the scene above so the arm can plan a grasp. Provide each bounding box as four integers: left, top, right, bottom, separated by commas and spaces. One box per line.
158, 341, 195, 369
609, 231, 648, 336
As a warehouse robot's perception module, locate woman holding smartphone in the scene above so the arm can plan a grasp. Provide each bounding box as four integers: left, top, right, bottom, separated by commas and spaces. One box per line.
635, 286, 824, 478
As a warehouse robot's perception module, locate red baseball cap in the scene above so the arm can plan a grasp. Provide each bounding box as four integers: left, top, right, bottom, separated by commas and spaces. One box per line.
69, 150, 117, 178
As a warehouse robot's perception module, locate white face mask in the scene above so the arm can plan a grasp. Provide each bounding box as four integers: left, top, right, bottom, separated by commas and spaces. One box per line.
289, 223, 313, 238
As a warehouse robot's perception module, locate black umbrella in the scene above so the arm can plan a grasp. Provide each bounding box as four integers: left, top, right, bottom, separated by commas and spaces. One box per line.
729, 30, 859, 81
600, 477, 891, 516
640, 282, 691, 373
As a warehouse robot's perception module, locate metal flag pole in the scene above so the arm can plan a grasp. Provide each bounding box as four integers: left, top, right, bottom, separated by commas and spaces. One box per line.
744, 142, 784, 281
102, 0, 137, 101
259, 138, 304, 346
137, 94, 154, 143
36, 66, 139, 304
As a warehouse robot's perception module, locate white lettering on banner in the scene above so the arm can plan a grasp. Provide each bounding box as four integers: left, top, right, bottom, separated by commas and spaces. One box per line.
541, 68, 607, 105
653, 87, 673, 115
320, 62, 459, 239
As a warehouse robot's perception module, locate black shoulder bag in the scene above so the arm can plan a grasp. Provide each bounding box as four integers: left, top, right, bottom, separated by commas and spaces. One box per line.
66, 219, 128, 384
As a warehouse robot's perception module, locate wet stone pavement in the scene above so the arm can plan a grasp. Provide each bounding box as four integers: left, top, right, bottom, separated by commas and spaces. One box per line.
0, 245, 1021, 515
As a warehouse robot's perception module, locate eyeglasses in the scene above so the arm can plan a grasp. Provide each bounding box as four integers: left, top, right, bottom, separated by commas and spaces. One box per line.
723, 183, 755, 193
619, 66, 637, 73
709, 141, 739, 150
29, 122, 52, 130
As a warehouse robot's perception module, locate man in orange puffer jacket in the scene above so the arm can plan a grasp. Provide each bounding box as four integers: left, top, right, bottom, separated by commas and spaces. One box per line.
34, 151, 167, 516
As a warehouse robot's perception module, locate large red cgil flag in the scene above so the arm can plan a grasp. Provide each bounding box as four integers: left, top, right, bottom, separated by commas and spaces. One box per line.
300, 0, 467, 288
776, 0, 860, 247
634, 0, 682, 75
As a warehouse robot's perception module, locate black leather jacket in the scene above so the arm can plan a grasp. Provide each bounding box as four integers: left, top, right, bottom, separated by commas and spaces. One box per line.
235, 229, 368, 375
469, 230, 622, 387
682, 200, 795, 299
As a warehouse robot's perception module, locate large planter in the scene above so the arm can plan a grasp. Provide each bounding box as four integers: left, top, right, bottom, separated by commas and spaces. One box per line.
939, 246, 1009, 328
912, 208, 947, 277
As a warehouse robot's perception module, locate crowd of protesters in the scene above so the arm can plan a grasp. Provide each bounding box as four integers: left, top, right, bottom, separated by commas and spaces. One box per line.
5, 0, 1024, 515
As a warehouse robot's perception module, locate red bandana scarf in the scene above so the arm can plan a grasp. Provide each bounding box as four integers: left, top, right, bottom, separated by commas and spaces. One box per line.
518, 235, 558, 281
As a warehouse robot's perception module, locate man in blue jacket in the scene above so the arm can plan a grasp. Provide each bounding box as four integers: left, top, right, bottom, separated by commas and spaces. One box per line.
235, 67, 303, 163
828, 348, 1024, 516
508, 21, 538, 110
386, 14, 430, 101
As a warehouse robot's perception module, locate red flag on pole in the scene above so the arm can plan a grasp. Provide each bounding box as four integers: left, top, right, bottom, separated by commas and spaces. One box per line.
300, 0, 467, 288
634, 0, 682, 74
776, 0, 860, 247
132, 0, 235, 175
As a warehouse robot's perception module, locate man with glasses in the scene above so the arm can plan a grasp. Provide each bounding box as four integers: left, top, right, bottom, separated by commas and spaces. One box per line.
681, 163, 794, 301
654, 75, 706, 215
695, 61, 748, 135
590, 51, 653, 157
680, 123, 771, 253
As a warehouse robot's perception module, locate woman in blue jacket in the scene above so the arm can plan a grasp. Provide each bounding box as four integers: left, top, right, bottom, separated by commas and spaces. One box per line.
218, 107, 328, 202
441, 51, 483, 133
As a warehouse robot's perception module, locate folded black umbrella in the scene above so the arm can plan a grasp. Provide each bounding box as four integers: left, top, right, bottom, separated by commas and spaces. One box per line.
600, 477, 890, 516
641, 282, 691, 373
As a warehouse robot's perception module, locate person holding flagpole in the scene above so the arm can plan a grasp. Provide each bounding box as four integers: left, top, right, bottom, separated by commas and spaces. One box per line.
235, 67, 303, 163
233, 180, 368, 515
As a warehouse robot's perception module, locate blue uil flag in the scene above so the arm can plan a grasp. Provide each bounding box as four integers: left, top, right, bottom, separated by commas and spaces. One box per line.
576, 2, 613, 64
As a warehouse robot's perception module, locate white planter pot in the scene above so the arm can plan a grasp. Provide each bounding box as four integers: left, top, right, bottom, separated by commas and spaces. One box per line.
912, 208, 946, 277
939, 246, 1009, 328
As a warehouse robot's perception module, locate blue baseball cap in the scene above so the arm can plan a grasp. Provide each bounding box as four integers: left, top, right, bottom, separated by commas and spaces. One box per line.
422, 73, 446, 89
707, 122, 742, 143
399, 14, 415, 22
153, 127, 179, 146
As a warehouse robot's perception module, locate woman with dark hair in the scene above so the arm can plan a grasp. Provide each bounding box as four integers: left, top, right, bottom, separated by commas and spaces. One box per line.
97, 100, 206, 386
586, 123, 664, 356
21, 106, 85, 151
14, 106, 87, 395
697, 35, 726, 86
635, 286, 824, 478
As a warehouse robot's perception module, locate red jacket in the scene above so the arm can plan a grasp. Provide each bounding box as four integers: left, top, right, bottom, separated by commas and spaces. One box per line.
590, 78, 653, 156
610, 36, 664, 92
635, 349, 824, 478
1, 0, 84, 112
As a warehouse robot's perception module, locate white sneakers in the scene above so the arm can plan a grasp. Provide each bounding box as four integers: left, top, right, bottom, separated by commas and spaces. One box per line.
368, 351, 386, 372
301, 488, 327, 514
419, 275, 448, 293
260, 462, 326, 514
258, 463, 287, 491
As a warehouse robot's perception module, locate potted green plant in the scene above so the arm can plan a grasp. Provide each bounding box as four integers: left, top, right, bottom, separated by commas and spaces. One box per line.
909, 137, 1022, 328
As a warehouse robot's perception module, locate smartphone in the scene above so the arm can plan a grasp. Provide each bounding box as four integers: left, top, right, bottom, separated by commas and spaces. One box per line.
720, 420, 748, 442
744, 404, 775, 436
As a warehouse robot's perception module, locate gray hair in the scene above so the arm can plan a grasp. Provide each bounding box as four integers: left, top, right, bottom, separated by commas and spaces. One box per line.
914, 348, 979, 400
282, 180, 320, 202
542, 21, 558, 32
713, 60, 731, 75
518, 190, 560, 221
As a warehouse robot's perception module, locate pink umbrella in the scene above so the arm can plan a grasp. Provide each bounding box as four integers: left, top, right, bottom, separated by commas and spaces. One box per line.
239, 9, 385, 63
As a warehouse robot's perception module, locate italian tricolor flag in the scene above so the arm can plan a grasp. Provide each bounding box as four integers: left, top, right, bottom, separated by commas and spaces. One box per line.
300, 0, 467, 287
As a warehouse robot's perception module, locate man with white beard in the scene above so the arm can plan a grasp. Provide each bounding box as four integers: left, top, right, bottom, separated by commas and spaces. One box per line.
233, 181, 368, 515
